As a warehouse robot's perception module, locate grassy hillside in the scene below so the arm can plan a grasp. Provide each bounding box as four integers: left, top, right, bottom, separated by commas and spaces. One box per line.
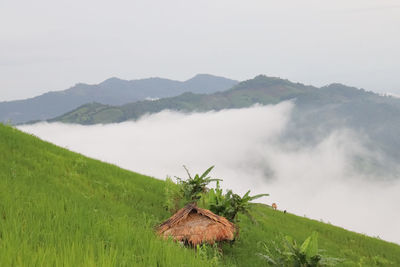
1, 123, 400, 266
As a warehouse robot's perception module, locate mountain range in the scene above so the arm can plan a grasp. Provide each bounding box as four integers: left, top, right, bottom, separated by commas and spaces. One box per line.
51, 75, 400, 177
3, 73, 400, 177
50, 76, 315, 124
0, 74, 238, 124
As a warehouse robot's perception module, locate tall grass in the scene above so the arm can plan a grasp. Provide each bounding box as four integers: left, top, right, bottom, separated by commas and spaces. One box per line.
1, 123, 400, 266
221, 204, 400, 266
0, 124, 212, 266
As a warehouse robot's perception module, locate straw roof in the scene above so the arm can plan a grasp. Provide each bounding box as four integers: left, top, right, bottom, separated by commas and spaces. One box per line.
156, 203, 236, 246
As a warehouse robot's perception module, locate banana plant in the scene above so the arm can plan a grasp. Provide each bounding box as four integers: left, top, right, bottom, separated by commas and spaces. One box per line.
175, 165, 222, 202
259, 232, 342, 266
226, 190, 269, 222
208, 182, 269, 222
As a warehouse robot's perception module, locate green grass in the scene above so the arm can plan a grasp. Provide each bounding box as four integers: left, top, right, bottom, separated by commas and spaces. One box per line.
0, 124, 212, 266
1, 123, 400, 266
222, 205, 400, 266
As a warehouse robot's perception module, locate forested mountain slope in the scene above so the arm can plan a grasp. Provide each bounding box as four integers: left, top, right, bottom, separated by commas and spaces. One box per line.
0, 74, 238, 124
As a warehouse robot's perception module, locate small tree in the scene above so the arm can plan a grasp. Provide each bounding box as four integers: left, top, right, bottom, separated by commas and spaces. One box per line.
175, 165, 222, 203
207, 182, 269, 222
227, 190, 269, 222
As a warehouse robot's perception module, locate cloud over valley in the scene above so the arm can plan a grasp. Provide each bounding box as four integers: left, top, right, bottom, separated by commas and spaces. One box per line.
19, 102, 400, 244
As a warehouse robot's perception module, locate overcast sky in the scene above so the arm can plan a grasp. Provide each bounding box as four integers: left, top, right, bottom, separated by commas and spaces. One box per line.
1, 0, 400, 101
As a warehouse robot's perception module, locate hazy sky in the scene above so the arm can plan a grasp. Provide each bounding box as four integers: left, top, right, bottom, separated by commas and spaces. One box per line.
19, 104, 400, 244
1, 0, 400, 101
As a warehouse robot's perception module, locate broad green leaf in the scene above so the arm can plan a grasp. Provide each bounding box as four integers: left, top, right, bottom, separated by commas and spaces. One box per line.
248, 193, 269, 201
300, 232, 319, 260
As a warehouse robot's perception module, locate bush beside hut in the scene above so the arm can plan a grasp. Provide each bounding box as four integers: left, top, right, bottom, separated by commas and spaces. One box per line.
160, 166, 268, 248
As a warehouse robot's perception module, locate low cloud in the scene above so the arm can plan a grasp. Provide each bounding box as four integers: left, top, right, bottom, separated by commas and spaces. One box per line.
19, 102, 400, 244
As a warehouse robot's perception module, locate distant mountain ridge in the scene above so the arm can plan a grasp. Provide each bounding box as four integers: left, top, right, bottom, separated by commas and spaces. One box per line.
49, 75, 318, 124
51, 75, 400, 177
0, 74, 238, 124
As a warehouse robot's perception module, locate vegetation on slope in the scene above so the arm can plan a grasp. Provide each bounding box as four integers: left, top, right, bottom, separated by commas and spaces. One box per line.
1, 123, 400, 266
0, 124, 212, 266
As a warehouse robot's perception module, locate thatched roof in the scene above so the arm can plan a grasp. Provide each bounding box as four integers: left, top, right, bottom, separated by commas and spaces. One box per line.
156, 203, 236, 246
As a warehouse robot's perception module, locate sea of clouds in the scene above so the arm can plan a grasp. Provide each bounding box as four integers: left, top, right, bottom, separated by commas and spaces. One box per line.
19, 102, 400, 244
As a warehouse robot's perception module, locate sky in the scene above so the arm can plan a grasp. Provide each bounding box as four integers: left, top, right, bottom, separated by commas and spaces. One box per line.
18, 103, 400, 244
1, 0, 400, 101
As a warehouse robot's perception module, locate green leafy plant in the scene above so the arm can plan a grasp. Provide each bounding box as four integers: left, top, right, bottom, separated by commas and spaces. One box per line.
196, 243, 222, 267
358, 255, 394, 266
207, 182, 268, 222
175, 165, 222, 203
259, 232, 341, 266
164, 176, 184, 213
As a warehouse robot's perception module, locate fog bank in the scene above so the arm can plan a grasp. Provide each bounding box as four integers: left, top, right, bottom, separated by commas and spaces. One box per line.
19, 103, 400, 244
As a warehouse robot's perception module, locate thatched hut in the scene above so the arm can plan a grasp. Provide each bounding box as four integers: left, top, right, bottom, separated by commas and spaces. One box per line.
156, 203, 236, 246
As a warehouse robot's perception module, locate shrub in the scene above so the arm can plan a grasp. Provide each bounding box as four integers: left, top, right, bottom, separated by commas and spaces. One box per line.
207, 181, 268, 222
164, 176, 184, 213
259, 232, 342, 266
175, 165, 222, 203
166, 165, 268, 224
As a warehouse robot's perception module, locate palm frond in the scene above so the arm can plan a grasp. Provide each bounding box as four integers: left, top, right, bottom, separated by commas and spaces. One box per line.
199, 165, 214, 179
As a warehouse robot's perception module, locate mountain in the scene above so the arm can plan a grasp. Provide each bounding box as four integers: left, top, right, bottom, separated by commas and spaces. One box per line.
51, 75, 400, 177
0, 74, 238, 124
50, 75, 316, 124
2, 123, 400, 266
287, 83, 400, 170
